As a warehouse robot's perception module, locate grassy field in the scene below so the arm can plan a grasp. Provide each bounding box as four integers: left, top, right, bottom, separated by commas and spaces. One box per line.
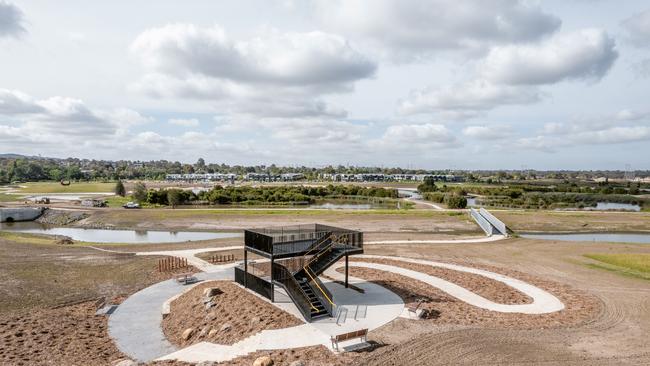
16, 181, 116, 193
584, 253, 650, 280
495, 210, 650, 233
0, 234, 178, 311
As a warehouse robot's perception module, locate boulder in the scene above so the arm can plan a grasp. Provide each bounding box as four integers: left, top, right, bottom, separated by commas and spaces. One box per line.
220, 323, 231, 332
181, 328, 194, 341
208, 329, 219, 337
249, 316, 261, 325
203, 287, 221, 297
252, 356, 273, 366
289, 361, 305, 366
199, 326, 211, 337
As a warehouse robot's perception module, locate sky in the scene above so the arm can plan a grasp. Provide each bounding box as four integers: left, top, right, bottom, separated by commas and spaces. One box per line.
0, 0, 649, 170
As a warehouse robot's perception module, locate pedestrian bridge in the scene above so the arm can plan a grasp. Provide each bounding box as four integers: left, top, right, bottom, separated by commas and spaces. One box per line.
470, 208, 508, 237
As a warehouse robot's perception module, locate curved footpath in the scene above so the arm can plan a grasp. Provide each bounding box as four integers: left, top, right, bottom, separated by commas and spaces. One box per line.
109, 251, 564, 363
331, 255, 564, 314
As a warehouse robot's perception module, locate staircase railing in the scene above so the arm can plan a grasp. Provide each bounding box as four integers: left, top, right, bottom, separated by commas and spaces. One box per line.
304, 266, 335, 316
272, 262, 317, 321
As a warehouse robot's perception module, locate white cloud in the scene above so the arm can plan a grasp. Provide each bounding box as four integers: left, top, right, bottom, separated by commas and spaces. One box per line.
0, 1, 25, 38
168, 118, 199, 127
381, 123, 455, 143
130, 24, 376, 118
0, 89, 44, 114
314, 0, 561, 60
482, 29, 618, 85
399, 79, 541, 116
462, 125, 513, 140
621, 9, 650, 48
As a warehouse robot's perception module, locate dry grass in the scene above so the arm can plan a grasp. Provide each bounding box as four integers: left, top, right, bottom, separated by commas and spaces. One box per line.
584, 253, 650, 280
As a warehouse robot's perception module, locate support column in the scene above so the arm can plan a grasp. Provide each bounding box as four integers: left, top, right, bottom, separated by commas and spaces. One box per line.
270, 255, 275, 302
244, 249, 248, 288
345, 254, 349, 288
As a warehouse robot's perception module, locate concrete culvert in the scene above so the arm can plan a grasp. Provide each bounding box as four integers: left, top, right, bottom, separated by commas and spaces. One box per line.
5, 217, 14, 223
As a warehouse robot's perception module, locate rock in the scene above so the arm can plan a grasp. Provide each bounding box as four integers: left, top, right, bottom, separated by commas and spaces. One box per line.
205, 300, 215, 309
199, 326, 211, 337
181, 328, 194, 341
252, 356, 273, 366
208, 329, 219, 337
197, 362, 215, 366
289, 361, 305, 366
249, 316, 261, 325
112, 359, 138, 366
55, 235, 74, 245
203, 287, 221, 297
220, 323, 231, 332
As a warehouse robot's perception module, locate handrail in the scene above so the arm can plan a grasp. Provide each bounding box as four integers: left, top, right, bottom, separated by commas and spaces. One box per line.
272, 263, 319, 314
305, 266, 334, 306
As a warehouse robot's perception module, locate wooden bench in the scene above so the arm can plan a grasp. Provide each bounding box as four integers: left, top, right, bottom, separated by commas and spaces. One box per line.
330, 328, 369, 352
175, 272, 196, 285
407, 300, 423, 317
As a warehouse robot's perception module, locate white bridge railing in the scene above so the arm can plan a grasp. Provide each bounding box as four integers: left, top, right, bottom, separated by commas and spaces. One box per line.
470, 208, 493, 236
470, 208, 508, 237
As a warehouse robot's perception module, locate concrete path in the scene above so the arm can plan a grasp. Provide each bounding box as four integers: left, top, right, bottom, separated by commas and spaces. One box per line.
136, 246, 241, 272
111, 252, 564, 363
108, 270, 233, 362
365, 235, 506, 245
157, 277, 404, 363
350, 255, 565, 314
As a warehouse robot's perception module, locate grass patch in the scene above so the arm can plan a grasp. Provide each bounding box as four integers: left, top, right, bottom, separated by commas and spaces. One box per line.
584, 253, 650, 280
17, 181, 116, 193
584, 253, 650, 273
0, 193, 19, 202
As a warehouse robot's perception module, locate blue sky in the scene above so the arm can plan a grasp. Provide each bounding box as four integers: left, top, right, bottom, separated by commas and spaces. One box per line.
1, 0, 649, 169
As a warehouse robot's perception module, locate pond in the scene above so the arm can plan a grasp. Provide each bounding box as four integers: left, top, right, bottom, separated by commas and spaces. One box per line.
0, 221, 242, 244
586, 202, 641, 212
520, 232, 650, 244
309, 199, 398, 210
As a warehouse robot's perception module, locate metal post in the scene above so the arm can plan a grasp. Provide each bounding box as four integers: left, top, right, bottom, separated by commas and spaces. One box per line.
270, 255, 275, 302
345, 254, 349, 288
244, 249, 248, 288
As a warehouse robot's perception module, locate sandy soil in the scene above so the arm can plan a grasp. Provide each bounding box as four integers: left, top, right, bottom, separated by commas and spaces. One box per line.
152, 345, 365, 366
162, 281, 302, 347
77, 208, 480, 234
350, 257, 533, 305
0, 301, 125, 366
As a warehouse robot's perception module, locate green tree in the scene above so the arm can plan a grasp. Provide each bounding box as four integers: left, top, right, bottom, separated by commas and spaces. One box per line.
167, 189, 182, 208
132, 182, 147, 203
114, 180, 126, 197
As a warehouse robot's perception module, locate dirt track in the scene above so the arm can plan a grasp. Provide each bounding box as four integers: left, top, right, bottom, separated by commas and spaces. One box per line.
359, 239, 650, 365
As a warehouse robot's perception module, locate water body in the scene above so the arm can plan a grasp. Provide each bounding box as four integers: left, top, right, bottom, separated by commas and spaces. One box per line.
587, 202, 641, 212
309, 199, 396, 209
0, 221, 241, 244
520, 232, 650, 244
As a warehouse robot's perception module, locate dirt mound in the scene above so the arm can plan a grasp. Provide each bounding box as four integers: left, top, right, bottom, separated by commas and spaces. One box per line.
341, 266, 600, 329
0, 301, 125, 366
162, 281, 302, 347
36, 209, 88, 225
351, 258, 533, 305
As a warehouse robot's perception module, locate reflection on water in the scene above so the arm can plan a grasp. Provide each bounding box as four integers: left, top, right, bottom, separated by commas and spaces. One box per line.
0, 221, 241, 244
587, 202, 641, 212
520, 232, 650, 244
309, 199, 396, 210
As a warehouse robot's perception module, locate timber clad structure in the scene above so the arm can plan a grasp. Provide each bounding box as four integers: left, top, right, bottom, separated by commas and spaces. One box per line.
235, 224, 363, 321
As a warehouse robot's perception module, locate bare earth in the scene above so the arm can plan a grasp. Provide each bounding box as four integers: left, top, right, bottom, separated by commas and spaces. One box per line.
1, 208, 650, 364
162, 281, 302, 347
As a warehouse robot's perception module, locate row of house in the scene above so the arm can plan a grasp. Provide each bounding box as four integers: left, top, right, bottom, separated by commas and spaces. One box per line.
320, 173, 464, 182
165, 173, 237, 182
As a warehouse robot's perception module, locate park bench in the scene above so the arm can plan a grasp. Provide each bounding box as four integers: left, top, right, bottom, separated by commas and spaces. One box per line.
175, 272, 197, 285
330, 328, 369, 352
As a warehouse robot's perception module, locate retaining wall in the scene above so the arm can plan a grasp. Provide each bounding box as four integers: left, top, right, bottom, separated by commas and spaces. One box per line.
0, 207, 45, 223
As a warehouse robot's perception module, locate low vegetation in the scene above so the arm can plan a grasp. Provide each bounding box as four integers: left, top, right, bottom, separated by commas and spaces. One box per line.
585, 253, 650, 280
126, 184, 398, 207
